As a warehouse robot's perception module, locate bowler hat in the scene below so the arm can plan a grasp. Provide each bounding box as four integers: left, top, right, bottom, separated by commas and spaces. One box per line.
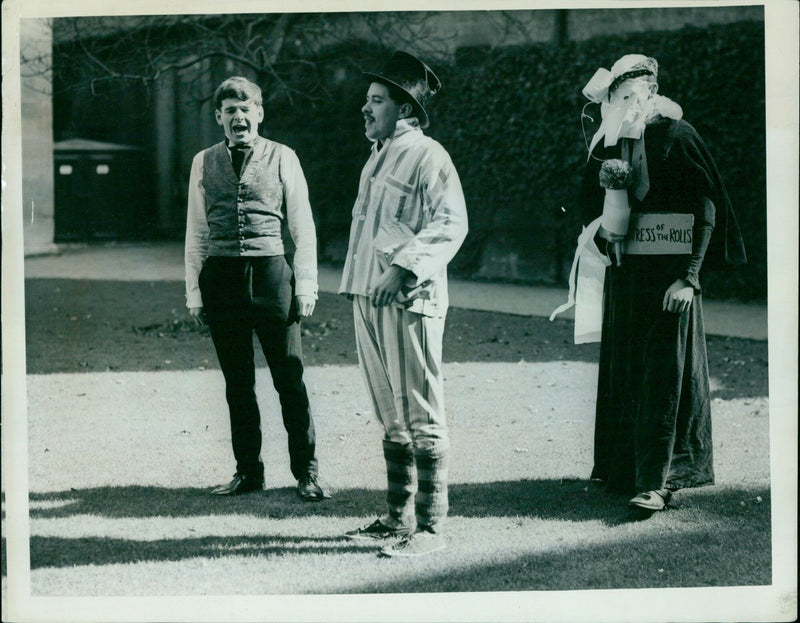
364, 51, 441, 128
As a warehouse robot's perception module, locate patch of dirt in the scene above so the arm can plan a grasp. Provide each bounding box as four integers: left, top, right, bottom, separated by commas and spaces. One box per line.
24, 279, 767, 400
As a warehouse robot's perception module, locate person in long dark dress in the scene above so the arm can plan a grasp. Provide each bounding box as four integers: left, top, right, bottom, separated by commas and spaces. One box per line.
577, 54, 746, 510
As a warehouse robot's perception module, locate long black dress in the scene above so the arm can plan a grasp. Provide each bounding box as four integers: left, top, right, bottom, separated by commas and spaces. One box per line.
579, 116, 746, 494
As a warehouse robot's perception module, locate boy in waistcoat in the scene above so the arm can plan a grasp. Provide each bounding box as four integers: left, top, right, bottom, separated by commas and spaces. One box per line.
185, 76, 325, 501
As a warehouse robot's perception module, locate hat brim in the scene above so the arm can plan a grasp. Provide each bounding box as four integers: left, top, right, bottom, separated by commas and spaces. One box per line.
363, 72, 429, 129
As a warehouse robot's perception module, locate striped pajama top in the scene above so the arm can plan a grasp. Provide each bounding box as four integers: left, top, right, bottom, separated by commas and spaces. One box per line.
338, 119, 468, 317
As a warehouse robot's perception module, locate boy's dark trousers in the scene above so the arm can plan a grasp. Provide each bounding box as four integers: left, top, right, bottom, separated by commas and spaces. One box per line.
199, 255, 318, 482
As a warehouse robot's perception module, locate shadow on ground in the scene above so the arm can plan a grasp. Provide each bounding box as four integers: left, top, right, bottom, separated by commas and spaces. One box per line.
6, 480, 771, 591
25, 479, 772, 522
21, 481, 769, 545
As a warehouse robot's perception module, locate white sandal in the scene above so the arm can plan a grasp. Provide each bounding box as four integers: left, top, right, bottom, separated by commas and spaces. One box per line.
628, 489, 671, 510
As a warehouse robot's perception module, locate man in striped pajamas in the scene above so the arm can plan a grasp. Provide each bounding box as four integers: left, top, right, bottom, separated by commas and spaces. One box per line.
340, 51, 468, 557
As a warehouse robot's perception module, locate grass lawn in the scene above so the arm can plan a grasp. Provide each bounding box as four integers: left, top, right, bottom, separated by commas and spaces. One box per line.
3, 280, 782, 622
14, 363, 771, 597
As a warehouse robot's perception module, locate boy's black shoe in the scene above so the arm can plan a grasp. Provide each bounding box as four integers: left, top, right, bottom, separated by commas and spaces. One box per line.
211, 473, 264, 496
344, 519, 411, 541
297, 474, 326, 501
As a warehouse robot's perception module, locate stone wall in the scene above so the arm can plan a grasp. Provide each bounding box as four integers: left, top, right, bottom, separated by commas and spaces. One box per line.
20, 18, 57, 256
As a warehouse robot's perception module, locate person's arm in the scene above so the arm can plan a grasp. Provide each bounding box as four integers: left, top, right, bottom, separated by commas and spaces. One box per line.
371, 149, 468, 307
185, 153, 208, 324
576, 149, 622, 259
663, 123, 717, 313
388, 149, 469, 284
282, 147, 318, 317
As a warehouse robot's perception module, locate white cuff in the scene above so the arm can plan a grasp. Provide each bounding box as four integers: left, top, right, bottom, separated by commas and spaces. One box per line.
295, 279, 318, 298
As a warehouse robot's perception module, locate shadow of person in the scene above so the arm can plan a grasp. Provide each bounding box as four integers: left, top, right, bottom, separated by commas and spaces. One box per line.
29, 478, 753, 527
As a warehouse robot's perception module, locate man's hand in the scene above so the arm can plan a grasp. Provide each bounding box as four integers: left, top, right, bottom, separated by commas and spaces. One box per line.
597, 225, 626, 243
370, 265, 412, 308
189, 306, 205, 326
663, 279, 694, 314
597, 225, 626, 266
296, 294, 316, 317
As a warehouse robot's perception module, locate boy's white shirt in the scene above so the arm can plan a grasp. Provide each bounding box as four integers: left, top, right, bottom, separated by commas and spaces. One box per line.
184, 140, 318, 309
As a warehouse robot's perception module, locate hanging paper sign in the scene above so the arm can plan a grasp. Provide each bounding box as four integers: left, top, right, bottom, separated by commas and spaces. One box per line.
622, 213, 694, 255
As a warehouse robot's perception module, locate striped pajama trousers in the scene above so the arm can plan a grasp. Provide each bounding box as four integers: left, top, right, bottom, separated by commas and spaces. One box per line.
352, 295, 449, 532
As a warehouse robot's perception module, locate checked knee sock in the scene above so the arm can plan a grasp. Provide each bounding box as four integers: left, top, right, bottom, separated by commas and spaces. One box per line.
414, 449, 449, 534
383, 440, 416, 525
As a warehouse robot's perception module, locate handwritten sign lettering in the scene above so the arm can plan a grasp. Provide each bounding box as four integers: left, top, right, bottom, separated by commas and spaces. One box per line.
622, 213, 695, 255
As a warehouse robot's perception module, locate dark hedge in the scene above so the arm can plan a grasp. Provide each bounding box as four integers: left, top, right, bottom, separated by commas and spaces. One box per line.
277, 21, 766, 300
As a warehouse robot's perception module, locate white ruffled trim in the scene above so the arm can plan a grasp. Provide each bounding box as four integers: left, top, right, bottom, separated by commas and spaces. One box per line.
652, 95, 683, 120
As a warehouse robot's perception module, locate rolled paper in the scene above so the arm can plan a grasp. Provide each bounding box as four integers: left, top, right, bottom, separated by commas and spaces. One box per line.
582, 67, 613, 103
549, 216, 611, 343
601, 188, 630, 267
601, 188, 631, 235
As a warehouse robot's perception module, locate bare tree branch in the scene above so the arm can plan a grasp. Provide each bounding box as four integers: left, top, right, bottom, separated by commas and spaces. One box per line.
44, 12, 470, 106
